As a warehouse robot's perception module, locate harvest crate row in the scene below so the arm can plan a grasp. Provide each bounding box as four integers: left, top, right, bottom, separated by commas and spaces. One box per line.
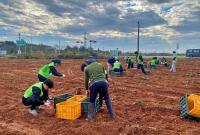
54, 93, 101, 120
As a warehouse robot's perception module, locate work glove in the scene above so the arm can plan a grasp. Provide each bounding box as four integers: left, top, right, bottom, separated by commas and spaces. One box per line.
44, 100, 51, 106
85, 90, 90, 97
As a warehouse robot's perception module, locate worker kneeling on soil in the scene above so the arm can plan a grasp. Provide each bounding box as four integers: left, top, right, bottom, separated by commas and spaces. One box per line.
22, 79, 54, 116
149, 57, 157, 69
113, 58, 124, 72
84, 56, 115, 122
160, 57, 170, 67
38, 59, 65, 82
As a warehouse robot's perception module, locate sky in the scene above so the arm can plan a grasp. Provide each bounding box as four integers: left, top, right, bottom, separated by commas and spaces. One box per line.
0, 0, 200, 53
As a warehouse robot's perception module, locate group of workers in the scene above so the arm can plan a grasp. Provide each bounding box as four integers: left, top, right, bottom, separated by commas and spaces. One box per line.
110, 51, 148, 75
22, 59, 65, 116
125, 51, 178, 73
22, 50, 178, 122
22, 57, 115, 122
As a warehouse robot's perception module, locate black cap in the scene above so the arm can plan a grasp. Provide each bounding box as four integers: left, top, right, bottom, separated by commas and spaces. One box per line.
52, 59, 61, 65
85, 56, 97, 65
173, 51, 176, 53
134, 51, 138, 54
44, 79, 54, 89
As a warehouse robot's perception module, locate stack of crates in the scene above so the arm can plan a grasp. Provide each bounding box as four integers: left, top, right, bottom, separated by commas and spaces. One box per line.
180, 94, 200, 121
53, 93, 73, 108
56, 95, 86, 120
81, 97, 101, 117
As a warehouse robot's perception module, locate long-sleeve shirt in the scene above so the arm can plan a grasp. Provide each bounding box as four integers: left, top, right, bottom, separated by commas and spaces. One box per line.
32, 86, 48, 105
84, 62, 106, 90
49, 66, 63, 76
173, 54, 178, 61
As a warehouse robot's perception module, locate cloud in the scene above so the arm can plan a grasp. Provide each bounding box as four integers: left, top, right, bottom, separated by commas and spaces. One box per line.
0, 0, 199, 52
146, 0, 172, 4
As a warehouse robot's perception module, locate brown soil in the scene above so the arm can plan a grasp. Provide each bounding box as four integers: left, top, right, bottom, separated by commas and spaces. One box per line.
0, 58, 200, 135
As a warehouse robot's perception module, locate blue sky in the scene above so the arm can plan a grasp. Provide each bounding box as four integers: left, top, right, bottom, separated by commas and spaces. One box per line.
0, 0, 200, 53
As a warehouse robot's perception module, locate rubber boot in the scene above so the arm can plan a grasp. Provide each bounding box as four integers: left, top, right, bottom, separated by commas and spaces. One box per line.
87, 103, 95, 122
105, 99, 116, 119
99, 97, 103, 112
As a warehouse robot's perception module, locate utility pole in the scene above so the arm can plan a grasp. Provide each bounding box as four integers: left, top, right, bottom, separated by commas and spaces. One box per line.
84, 32, 87, 48
137, 21, 140, 53
89, 40, 96, 53
90, 40, 92, 52
176, 43, 179, 52
54, 44, 57, 54
18, 33, 21, 55
25, 40, 26, 56
59, 40, 61, 55
30, 37, 32, 56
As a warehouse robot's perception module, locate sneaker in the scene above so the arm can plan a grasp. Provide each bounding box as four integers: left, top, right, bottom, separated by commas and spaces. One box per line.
29, 109, 38, 116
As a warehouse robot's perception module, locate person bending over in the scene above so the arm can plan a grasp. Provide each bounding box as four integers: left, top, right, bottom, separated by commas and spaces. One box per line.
84, 56, 115, 122
38, 59, 65, 82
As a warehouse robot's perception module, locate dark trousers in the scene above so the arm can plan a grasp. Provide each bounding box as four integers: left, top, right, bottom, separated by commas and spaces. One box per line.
128, 63, 133, 69
90, 81, 109, 103
138, 64, 147, 75
22, 97, 43, 110
164, 63, 170, 67
38, 74, 47, 82
89, 81, 113, 114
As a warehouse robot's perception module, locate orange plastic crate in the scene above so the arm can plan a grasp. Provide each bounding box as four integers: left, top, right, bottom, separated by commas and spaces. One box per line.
188, 94, 200, 118
56, 100, 81, 120
67, 95, 87, 102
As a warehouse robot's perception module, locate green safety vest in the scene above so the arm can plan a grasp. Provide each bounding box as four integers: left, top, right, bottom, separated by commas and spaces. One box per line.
39, 62, 55, 79
137, 55, 143, 64
128, 57, 132, 63
130, 56, 135, 62
114, 61, 121, 69
173, 54, 178, 61
150, 59, 156, 66
24, 82, 43, 98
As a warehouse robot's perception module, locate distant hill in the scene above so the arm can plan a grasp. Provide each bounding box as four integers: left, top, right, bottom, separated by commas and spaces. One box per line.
0, 41, 108, 59
0, 41, 54, 55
